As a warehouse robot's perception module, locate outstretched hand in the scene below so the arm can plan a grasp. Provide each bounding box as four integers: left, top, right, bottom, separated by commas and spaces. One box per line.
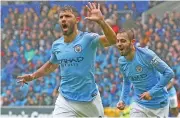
85, 2, 104, 23
17, 74, 34, 86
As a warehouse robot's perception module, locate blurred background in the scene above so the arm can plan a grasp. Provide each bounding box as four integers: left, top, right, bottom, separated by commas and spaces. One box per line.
1, 1, 180, 117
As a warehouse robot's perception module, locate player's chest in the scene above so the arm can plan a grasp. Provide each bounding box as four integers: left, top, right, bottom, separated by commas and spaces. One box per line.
54, 41, 90, 59
121, 61, 148, 80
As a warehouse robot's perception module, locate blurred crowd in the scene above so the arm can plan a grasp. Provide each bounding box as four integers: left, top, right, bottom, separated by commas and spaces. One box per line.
1, 1, 180, 108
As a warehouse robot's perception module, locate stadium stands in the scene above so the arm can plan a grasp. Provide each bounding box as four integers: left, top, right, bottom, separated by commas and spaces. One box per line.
1, 1, 180, 116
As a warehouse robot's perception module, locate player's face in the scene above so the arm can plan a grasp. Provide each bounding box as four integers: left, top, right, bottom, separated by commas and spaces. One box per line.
59, 11, 77, 36
116, 32, 132, 56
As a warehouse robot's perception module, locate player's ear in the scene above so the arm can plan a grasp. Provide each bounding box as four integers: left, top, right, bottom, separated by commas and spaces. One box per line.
76, 16, 80, 23
131, 39, 136, 45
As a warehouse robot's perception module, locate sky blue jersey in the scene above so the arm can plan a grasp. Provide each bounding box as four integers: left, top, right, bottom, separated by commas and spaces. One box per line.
162, 75, 177, 97
168, 86, 176, 97
49, 31, 102, 102
118, 47, 174, 109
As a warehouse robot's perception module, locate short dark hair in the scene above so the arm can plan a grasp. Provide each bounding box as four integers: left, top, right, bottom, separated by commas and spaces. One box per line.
60, 5, 79, 17
118, 28, 135, 40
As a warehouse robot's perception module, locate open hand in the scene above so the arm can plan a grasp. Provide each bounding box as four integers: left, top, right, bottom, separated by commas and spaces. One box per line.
17, 74, 34, 85
85, 2, 104, 23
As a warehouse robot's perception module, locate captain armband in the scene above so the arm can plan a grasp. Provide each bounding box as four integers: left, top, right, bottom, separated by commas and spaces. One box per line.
150, 56, 161, 67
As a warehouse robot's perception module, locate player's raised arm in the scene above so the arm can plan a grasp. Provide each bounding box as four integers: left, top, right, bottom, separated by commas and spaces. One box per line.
85, 2, 116, 47
17, 61, 59, 85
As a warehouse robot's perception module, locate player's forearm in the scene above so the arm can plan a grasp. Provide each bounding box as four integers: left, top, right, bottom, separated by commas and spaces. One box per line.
149, 68, 174, 96
166, 81, 174, 91
97, 20, 116, 45
31, 61, 59, 79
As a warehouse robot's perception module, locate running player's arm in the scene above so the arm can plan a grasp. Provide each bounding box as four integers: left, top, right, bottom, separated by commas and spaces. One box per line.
144, 49, 174, 97
18, 42, 60, 83
17, 61, 59, 83
119, 73, 131, 105
31, 48, 59, 79
31, 61, 59, 79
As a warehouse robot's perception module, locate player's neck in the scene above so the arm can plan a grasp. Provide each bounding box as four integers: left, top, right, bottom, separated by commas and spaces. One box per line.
64, 29, 79, 43
125, 46, 136, 61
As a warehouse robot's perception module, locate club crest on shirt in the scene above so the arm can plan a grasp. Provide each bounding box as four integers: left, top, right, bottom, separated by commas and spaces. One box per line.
74, 44, 82, 53
136, 65, 142, 72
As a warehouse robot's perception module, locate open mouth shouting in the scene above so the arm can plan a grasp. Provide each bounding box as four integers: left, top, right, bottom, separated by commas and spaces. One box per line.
62, 24, 68, 32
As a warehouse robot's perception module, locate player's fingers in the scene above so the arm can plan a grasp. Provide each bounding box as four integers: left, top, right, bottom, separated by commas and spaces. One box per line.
116, 103, 121, 107
88, 2, 94, 10
17, 75, 24, 79
17, 79, 24, 86
117, 102, 124, 108
84, 17, 94, 20
141, 94, 151, 100
117, 106, 121, 110
86, 5, 91, 12
92, 2, 96, 9
140, 93, 145, 99
17, 79, 28, 85
117, 105, 125, 110
98, 3, 100, 9
17, 79, 25, 83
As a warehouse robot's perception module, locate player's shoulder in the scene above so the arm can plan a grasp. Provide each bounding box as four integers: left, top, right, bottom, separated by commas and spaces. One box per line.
53, 37, 63, 44
118, 56, 127, 65
52, 37, 64, 49
136, 47, 153, 54
136, 47, 156, 58
82, 31, 99, 38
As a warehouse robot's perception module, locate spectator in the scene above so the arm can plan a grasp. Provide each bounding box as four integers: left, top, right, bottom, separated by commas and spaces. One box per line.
124, 3, 129, 10
1, 2, 179, 110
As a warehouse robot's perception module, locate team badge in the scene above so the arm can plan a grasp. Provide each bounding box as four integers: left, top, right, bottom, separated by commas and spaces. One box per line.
74, 44, 82, 53
136, 65, 142, 72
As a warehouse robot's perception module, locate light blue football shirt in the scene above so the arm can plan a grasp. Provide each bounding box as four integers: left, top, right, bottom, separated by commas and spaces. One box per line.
168, 78, 176, 97
168, 86, 176, 97
161, 75, 177, 97
118, 47, 174, 108
50, 31, 102, 102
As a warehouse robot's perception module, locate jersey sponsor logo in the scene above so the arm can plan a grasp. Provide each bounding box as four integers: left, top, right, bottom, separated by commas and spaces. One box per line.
128, 74, 147, 81
151, 56, 160, 67
74, 44, 82, 53
59, 57, 84, 67
136, 65, 142, 72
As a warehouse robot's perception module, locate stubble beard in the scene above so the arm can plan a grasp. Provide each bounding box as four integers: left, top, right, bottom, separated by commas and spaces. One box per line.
121, 44, 132, 56
63, 24, 74, 36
